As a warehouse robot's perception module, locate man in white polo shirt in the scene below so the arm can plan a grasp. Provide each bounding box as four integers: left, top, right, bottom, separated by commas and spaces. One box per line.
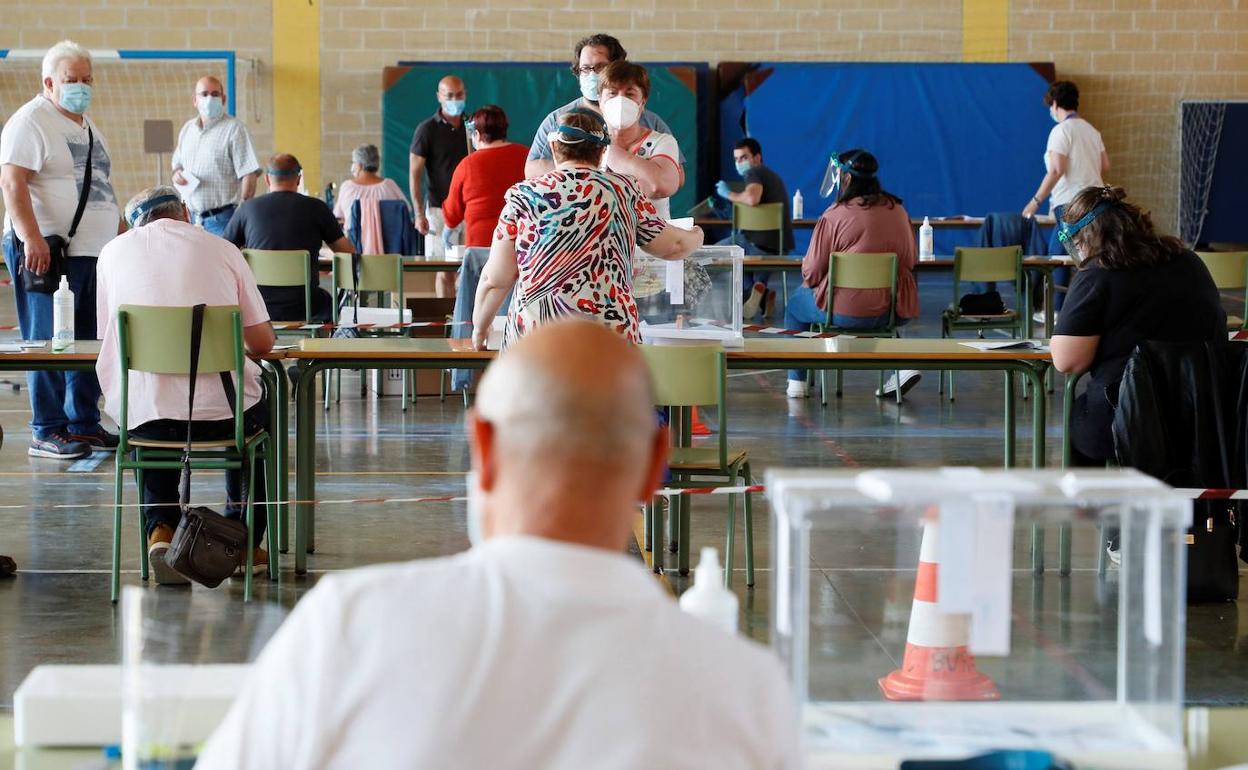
95, 186, 276, 582
171, 75, 261, 237
196, 319, 799, 769
0, 39, 123, 459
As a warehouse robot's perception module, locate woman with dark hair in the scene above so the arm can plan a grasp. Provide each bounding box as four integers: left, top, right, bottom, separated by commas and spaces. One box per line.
1022, 80, 1109, 314
472, 110, 703, 350
784, 149, 919, 399
443, 104, 528, 248
1052, 185, 1224, 466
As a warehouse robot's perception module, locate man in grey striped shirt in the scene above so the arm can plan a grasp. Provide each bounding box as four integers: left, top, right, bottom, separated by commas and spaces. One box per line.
171, 75, 260, 237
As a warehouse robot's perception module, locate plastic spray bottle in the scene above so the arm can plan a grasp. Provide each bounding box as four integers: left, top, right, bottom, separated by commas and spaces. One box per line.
679, 547, 739, 635
52, 276, 74, 351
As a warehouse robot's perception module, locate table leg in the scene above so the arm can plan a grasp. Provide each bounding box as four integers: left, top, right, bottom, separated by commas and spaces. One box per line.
261, 360, 289, 554
1023, 362, 1050, 573
294, 362, 322, 575
1004, 370, 1015, 468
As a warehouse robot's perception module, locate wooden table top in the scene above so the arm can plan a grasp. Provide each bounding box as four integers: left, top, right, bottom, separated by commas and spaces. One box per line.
291, 337, 490, 359
0, 341, 287, 363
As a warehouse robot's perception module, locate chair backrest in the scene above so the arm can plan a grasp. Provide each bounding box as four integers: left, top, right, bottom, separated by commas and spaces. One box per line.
639, 343, 728, 463
332, 253, 403, 293
732, 202, 785, 254
1196, 251, 1248, 290
825, 252, 897, 329
242, 248, 313, 322
953, 246, 1023, 309
116, 305, 246, 446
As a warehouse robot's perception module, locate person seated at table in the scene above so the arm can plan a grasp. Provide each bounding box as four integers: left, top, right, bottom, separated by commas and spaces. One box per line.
442, 105, 527, 250
1051, 185, 1224, 468
598, 60, 682, 220
95, 186, 277, 584
472, 110, 703, 351
332, 144, 406, 237
222, 153, 357, 322
785, 149, 919, 400
195, 319, 800, 769
715, 137, 794, 320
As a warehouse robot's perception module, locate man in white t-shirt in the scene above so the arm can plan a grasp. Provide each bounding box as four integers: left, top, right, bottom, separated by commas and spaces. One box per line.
598, 60, 682, 220
96, 186, 276, 583
1022, 80, 1108, 311
196, 319, 800, 770
0, 40, 123, 459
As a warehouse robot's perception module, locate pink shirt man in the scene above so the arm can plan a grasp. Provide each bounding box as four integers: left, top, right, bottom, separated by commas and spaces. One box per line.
95, 217, 269, 429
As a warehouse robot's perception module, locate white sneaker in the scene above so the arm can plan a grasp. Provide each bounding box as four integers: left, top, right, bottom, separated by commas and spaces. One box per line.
742, 282, 766, 320
1032, 310, 1059, 325
786, 380, 809, 399
876, 370, 922, 398
1106, 543, 1121, 567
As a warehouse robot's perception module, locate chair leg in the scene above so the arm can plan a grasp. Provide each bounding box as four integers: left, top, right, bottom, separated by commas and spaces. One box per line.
335, 368, 342, 403
835, 369, 843, 398
652, 495, 665, 574
265, 438, 280, 582
440, 369, 448, 403
111, 462, 124, 603
643, 498, 653, 552
401, 370, 408, 413
323, 369, 332, 412
819, 370, 827, 406
724, 471, 738, 589
743, 463, 755, 588
136, 465, 149, 581
678, 492, 692, 576
244, 451, 257, 602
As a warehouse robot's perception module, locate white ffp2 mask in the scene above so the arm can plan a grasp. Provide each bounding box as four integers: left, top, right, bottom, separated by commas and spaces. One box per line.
601, 95, 641, 131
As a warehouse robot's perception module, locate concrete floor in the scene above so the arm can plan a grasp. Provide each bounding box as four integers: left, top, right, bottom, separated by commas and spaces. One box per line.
1, 275, 1245, 711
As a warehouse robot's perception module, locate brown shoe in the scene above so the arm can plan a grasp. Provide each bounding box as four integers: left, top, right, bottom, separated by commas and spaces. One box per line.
147, 524, 189, 586
233, 548, 269, 577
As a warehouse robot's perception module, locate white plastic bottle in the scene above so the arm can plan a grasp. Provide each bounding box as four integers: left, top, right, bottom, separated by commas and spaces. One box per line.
679, 547, 739, 635
52, 275, 74, 351
919, 216, 934, 261
792, 188, 804, 220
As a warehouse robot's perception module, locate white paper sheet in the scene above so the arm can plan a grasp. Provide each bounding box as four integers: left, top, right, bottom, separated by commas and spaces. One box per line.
174, 170, 200, 201
938, 497, 1015, 656
958, 340, 1045, 351
665, 260, 684, 305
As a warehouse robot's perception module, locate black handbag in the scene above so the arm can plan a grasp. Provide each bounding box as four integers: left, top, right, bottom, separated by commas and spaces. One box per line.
1187, 501, 1240, 602
17, 127, 93, 293
164, 304, 250, 588
957, 289, 1006, 316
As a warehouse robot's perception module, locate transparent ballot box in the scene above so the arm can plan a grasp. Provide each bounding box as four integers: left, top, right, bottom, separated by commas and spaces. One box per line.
635, 244, 744, 346
767, 468, 1188, 769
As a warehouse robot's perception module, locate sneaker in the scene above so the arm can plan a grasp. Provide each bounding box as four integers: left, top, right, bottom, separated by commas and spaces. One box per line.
1106, 543, 1121, 567
876, 370, 922, 399
68, 427, 119, 452
742, 282, 766, 320
786, 379, 809, 399
28, 432, 90, 460
147, 524, 190, 586
233, 548, 270, 577
1032, 310, 1059, 326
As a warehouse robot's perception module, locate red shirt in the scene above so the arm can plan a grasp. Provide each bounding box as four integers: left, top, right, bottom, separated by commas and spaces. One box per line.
442, 142, 529, 247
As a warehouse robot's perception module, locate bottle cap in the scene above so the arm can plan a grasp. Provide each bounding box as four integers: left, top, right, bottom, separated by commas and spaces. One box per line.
59, 275, 70, 289
694, 547, 722, 587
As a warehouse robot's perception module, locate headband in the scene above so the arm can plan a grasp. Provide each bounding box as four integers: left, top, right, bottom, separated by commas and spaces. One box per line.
266, 166, 302, 177
831, 152, 875, 179
1057, 201, 1113, 245
127, 193, 182, 226
548, 124, 610, 148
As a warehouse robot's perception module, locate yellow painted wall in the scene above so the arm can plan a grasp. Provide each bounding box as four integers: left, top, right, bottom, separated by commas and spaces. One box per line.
273, 0, 321, 191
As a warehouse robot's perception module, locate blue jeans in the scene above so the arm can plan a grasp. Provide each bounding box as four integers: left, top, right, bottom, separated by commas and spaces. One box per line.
1048, 204, 1070, 310
3, 233, 103, 439
194, 204, 236, 238
783, 284, 898, 381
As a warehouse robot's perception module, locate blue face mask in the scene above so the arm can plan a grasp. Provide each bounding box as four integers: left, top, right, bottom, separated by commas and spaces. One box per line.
58, 82, 92, 114
734, 159, 751, 177
441, 99, 466, 118
197, 95, 224, 120
579, 72, 601, 102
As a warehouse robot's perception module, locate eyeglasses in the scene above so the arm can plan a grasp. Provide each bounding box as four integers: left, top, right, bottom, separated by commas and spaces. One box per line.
575, 63, 609, 76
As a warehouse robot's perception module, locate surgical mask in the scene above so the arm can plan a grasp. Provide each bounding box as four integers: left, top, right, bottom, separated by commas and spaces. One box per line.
579, 71, 601, 102
57, 82, 92, 114
441, 99, 466, 117
601, 95, 640, 130
197, 94, 224, 120
734, 160, 751, 177
466, 470, 485, 546
1049, 106, 1060, 124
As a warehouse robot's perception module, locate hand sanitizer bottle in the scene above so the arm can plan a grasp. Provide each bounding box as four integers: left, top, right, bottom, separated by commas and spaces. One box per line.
52, 275, 74, 351
679, 547, 739, 635
919, 217, 934, 261
792, 189, 804, 220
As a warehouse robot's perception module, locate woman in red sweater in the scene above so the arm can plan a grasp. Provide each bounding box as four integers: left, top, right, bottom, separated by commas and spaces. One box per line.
442, 105, 528, 248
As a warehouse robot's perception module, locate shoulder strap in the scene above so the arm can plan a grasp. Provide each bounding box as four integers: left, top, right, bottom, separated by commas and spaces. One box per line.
68, 127, 93, 240
179, 303, 206, 513
351, 252, 361, 324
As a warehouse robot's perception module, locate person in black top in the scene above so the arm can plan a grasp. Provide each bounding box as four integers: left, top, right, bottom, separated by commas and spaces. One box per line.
715, 138, 793, 319
223, 153, 356, 322
408, 75, 470, 296
1051, 185, 1226, 464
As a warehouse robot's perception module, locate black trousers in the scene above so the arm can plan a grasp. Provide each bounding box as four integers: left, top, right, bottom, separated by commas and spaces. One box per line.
130, 400, 269, 548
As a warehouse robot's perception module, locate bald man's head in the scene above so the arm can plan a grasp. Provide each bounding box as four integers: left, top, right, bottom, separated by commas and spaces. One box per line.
195, 76, 224, 97
437, 75, 466, 103
469, 320, 665, 547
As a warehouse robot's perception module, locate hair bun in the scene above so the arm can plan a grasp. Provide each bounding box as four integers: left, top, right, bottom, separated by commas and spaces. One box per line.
1100, 185, 1127, 203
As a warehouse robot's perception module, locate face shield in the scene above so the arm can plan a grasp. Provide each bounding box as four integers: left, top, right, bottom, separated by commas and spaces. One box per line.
1056, 201, 1112, 264
819, 153, 849, 198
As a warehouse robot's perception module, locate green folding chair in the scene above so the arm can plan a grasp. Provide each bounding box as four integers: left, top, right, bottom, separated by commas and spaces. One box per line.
241, 248, 314, 330
111, 305, 278, 603
940, 246, 1026, 400
732, 202, 786, 256
326, 252, 412, 410
1196, 251, 1248, 331
811, 252, 901, 405
640, 344, 754, 588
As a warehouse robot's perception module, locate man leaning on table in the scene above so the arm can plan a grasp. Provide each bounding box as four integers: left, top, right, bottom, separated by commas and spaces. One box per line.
0, 40, 124, 460
96, 186, 276, 583
196, 319, 800, 770
171, 75, 261, 237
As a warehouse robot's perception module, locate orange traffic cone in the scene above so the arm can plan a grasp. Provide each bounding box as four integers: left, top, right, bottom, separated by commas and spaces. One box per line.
879, 518, 1000, 701
691, 406, 712, 436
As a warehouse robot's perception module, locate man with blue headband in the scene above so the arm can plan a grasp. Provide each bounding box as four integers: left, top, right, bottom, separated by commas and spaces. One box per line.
95, 185, 278, 582
223, 153, 357, 322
